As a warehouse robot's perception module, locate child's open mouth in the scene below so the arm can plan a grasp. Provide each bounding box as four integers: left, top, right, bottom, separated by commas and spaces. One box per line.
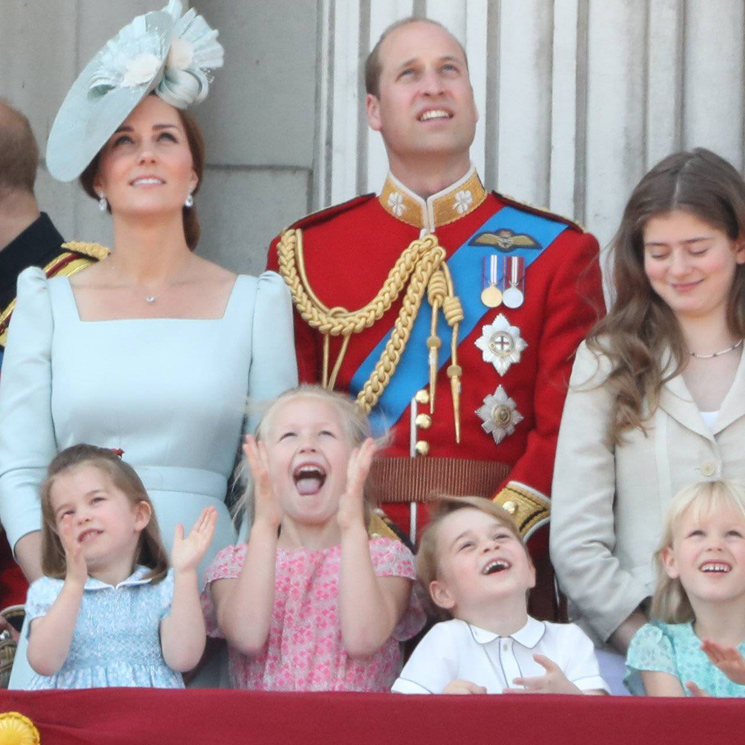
78, 529, 102, 543
293, 464, 327, 496
699, 561, 732, 574
482, 559, 510, 575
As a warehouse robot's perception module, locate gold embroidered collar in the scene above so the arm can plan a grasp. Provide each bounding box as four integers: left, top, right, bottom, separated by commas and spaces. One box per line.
379, 165, 487, 232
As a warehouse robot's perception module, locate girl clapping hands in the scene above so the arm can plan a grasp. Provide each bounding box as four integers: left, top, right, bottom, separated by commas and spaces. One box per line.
203, 386, 424, 691
26, 445, 216, 689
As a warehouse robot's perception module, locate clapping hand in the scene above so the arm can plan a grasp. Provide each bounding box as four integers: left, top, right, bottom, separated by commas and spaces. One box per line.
171, 507, 217, 574
243, 435, 282, 530
509, 654, 582, 694
337, 438, 376, 532
700, 639, 745, 685
60, 515, 88, 588
685, 681, 710, 697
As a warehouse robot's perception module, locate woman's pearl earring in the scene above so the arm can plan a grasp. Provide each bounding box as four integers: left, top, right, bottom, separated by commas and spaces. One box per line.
184, 193, 194, 209
98, 194, 108, 212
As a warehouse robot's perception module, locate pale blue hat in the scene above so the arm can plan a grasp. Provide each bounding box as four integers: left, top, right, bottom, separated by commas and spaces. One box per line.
46, 0, 223, 182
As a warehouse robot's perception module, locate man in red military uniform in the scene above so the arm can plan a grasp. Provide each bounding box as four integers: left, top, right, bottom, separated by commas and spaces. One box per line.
268, 18, 603, 617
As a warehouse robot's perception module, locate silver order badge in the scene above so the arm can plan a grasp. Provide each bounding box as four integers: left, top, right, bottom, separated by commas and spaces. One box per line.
475, 313, 527, 376
476, 385, 524, 444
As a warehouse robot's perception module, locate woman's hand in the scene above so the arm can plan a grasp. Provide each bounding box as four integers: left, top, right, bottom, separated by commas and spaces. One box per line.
700, 639, 745, 685
171, 507, 217, 574
509, 654, 582, 694
60, 515, 88, 587
243, 435, 282, 530
337, 438, 376, 533
443, 679, 487, 695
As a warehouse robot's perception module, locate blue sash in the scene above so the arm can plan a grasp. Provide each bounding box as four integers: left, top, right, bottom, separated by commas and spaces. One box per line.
350, 205, 569, 431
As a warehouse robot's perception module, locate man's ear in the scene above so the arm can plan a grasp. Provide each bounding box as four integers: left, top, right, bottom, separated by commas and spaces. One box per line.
366, 93, 382, 132
661, 545, 679, 579
429, 579, 456, 611
133, 501, 152, 532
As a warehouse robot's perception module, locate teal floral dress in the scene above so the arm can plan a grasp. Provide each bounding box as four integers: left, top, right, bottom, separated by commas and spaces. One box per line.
626, 621, 745, 697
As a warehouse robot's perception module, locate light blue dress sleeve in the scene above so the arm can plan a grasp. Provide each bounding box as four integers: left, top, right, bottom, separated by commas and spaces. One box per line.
245, 271, 298, 436
24, 577, 61, 625
625, 622, 677, 695
0, 268, 56, 551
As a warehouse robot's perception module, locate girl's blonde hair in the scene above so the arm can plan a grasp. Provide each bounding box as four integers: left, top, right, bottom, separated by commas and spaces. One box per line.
417, 495, 527, 620
234, 385, 380, 524
41, 444, 169, 583
652, 480, 745, 623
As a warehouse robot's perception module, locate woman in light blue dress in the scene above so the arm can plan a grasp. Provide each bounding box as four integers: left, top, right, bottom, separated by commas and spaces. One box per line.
0, 2, 297, 688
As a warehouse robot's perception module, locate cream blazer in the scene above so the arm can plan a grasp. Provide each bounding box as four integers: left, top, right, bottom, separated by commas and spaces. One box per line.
550, 341, 745, 645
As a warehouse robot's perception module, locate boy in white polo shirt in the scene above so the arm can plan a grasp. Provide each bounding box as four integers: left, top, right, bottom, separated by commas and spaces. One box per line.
393, 497, 608, 695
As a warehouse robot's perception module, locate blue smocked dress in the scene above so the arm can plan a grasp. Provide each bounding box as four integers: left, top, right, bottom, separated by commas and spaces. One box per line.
626, 621, 745, 697
25, 567, 181, 689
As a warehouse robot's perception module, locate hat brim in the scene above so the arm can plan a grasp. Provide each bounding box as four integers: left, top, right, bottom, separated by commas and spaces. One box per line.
46, 11, 174, 182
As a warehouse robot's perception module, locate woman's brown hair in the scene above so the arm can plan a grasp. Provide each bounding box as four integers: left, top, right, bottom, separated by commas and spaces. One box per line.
41, 444, 169, 583
79, 101, 205, 250
586, 148, 745, 443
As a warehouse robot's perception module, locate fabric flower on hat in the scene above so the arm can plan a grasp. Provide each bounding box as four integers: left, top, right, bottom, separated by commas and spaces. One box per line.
122, 53, 162, 88
89, 15, 168, 96
157, 0, 224, 109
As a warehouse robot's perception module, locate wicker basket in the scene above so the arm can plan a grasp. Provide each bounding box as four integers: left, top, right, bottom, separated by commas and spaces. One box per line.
0, 605, 24, 689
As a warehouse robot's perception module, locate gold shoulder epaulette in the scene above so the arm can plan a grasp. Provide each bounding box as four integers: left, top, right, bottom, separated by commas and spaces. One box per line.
61, 241, 110, 261
0, 243, 110, 348
495, 192, 587, 233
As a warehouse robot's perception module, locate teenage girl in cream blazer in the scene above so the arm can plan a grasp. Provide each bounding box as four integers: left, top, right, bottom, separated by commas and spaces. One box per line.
551, 148, 745, 667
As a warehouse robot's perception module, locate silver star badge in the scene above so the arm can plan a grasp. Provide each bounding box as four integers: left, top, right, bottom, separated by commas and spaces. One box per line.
475, 314, 527, 375
476, 385, 524, 444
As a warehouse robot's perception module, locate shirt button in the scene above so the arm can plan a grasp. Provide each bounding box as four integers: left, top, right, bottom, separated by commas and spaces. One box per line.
701, 462, 716, 477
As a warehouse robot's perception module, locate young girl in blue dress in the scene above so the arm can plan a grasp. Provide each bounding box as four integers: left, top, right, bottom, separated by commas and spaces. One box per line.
25, 444, 216, 689
627, 480, 745, 696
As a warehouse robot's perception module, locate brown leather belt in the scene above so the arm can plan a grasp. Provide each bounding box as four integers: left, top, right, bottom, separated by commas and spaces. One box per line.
369, 457, 511, 504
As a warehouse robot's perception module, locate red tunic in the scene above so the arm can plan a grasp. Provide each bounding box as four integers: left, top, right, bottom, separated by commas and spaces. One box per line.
268, 170, 603, 594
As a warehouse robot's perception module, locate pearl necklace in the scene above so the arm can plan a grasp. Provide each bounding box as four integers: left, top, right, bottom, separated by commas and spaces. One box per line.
690, 339, 744, 359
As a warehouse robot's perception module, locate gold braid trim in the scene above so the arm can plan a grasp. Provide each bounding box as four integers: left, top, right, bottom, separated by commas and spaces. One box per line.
277, 228, 463, 429
494, 482, 551, 541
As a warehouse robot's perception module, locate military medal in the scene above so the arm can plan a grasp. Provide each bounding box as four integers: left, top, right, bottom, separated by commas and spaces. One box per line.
476, 385, 524, 444
475, 314, 527, 375
480, 255, 502, 308
502, 256, 525, 309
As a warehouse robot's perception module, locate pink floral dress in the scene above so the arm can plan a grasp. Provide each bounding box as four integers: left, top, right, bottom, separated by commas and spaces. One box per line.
202, 538, 425, 691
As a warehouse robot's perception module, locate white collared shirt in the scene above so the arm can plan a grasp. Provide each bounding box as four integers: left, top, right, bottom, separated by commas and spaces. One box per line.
392, 616, 609, 694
